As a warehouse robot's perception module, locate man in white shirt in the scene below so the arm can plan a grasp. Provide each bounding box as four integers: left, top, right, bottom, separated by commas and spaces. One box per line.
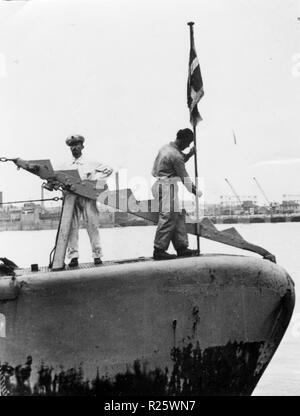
64, 134, 113, 267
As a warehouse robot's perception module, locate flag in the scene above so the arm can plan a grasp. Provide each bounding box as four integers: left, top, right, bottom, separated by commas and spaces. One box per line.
187, 24, 204, 126
0, 365, 9, 396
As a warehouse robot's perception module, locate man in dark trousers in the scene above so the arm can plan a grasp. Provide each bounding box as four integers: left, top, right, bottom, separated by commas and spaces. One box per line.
151, 128, 202, 260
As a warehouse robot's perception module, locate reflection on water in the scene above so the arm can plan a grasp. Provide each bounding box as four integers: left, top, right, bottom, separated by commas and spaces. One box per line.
0, 223, 299, 395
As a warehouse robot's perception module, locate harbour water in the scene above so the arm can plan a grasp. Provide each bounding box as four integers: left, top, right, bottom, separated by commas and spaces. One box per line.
0, 222, 299, 396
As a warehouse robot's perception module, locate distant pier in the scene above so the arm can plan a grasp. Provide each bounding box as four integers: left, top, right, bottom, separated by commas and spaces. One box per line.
0, 204, 152, 232
1, 200, 300, 232
205, 214, 300, 224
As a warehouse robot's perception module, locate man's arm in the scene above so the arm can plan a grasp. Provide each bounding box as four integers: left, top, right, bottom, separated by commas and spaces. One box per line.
172, 155, 194, 194
173, 154, 202, 197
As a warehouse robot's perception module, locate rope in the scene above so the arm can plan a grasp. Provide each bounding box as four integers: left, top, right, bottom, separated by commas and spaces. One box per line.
49, 195, 66, 269
0, 197, 63, 205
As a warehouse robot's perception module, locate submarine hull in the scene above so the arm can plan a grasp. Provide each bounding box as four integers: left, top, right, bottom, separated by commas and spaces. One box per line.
0, 255, 295, 395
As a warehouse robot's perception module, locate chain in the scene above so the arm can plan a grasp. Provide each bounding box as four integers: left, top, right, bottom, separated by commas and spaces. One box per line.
0, 157, 17, 163
0, 158, 63, 204
0, 197, 63, 205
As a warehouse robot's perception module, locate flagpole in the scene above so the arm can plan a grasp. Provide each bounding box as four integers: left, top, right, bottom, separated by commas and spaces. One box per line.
187, 21, 200, 254
193, 124, 200, 254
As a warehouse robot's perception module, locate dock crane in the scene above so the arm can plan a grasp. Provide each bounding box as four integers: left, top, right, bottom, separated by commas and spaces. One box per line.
253, 177, 271, 207
224, 178, 243, 205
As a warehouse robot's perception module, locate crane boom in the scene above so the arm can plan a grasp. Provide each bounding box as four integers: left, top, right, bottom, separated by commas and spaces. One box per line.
224, 178, 242, 205
253, 177, 271, 206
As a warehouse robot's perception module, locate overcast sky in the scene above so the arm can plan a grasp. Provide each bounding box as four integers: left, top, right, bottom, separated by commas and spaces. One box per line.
0, 0, 299, 205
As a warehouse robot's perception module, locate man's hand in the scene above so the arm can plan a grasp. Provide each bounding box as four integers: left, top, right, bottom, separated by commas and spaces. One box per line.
101, 167, 113, 175
95, 164, 113, 178
188, 147, 196, 157
44, 179, 61, 191
191, 184, 202, 198
184, 147, 196, 162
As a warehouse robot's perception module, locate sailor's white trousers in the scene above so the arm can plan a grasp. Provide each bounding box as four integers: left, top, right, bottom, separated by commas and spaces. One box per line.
67, 196, 102, 260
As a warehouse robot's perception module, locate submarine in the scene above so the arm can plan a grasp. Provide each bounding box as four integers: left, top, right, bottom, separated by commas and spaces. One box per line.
0, 157, 295, 395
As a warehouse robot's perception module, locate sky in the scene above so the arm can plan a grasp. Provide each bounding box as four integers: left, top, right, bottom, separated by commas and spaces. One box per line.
0, 0, 299, 205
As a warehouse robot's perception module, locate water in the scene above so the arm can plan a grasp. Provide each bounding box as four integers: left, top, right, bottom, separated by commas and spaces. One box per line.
0, 223, 299, 396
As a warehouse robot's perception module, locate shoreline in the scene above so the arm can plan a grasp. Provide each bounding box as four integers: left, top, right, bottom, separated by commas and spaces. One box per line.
1, 213, 300, 232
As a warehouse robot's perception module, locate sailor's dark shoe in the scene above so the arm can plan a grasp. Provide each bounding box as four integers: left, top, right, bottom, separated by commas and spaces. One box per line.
68, 258, 79, 268
94, 258, 103, 266
177, 248, 199, 257
153, 249, 177, 260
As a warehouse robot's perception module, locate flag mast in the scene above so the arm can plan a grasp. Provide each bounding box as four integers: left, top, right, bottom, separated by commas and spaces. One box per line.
187, 21, 203, 254
192, 103, 200, 255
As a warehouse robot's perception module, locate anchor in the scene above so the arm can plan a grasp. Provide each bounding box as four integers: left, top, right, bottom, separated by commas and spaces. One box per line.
0, 157, 276, 270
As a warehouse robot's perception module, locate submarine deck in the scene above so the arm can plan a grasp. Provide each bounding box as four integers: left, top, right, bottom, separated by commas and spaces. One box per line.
15, 253, 251, 276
